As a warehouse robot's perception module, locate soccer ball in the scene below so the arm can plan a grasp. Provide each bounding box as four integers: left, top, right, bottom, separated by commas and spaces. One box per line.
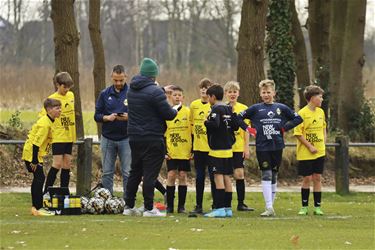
91, 197, 105, 214
86, 197, 97, 214
94, 188, 112, 201
105, 197, 123, 214
80, 196, 89, 214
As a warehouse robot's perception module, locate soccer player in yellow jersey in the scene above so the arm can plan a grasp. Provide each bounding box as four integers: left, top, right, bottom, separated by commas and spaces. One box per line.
41, 72, 76, 196
294, 85, 326, 216
190, 78, 215, 214
22, 98, 61, 216
165, 86, 192, 213
224, 81, 255, 212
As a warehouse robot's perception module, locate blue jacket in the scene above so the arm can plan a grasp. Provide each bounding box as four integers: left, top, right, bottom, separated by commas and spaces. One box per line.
127, 75, 177, 141
94, 84, 129, 141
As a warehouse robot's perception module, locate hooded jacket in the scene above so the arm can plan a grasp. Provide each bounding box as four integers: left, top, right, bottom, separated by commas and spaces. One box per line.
127, 75, 177, 141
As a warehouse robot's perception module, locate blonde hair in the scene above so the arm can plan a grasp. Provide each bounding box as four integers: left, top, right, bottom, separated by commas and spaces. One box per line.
258, 79, 275, 90
224, 81, 240, 92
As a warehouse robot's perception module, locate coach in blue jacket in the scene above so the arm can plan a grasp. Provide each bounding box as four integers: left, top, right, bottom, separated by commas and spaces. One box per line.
124, 58, 178, 217
94, 65, 131, 198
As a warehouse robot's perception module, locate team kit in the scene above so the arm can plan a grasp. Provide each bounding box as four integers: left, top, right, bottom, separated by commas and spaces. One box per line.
22, 58, 327, 218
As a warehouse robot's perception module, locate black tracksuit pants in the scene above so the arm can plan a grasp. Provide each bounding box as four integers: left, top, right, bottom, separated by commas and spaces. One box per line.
125, 140, 165, 211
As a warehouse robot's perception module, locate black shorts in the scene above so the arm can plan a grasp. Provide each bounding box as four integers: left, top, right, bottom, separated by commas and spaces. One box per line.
193, 151, 209, 169
232, 152, 244, 169
209, 156, 233, 175
256, 150, 283, 172
52, 143, 73, 155
167, 159, 191, 172
298, 156, 325, 176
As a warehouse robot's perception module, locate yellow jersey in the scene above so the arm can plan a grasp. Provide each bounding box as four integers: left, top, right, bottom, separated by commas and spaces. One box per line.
165, 106, 192, 159
190, 99, 210, 152
22, 115, 54, 163
40, 91, 76, 143
231, 102, 250, 152
294, 106, 326, 160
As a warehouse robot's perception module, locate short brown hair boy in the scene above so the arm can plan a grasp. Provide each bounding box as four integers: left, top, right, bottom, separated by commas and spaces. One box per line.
54, 72, 74, 87
303, 85, 324, 102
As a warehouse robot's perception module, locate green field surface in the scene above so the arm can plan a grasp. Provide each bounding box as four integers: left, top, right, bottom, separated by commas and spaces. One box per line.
1, 192, 374, 249
0, 110, 98, 136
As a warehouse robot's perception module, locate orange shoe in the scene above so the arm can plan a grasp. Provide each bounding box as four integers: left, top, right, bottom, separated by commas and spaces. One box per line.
31, 207, 55, 216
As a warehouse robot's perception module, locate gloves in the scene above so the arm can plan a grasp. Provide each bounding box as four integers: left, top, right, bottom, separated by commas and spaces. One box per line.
246, 127, 257, 137
172, 102, 182, 111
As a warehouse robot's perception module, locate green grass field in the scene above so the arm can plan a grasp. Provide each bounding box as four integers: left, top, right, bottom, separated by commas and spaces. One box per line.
0, 110, 98, 135
1, 192, 374, 249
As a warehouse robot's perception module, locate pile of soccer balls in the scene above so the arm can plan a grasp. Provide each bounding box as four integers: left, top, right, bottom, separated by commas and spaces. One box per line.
80, 188, 125, 214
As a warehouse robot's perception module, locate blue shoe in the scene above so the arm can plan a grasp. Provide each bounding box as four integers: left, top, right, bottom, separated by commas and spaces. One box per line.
225, 207, 233, 217
204, 208, 226, 218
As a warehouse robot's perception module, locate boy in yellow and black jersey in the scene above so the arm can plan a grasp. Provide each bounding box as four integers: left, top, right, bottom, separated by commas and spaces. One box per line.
294, 85, 326, 216
204, 84, 238, 218
40, 72, 76, 197
165, 86, 192, 213
22, 98, 61, 216
189, 78, 215, 214
224, 81, 254, 212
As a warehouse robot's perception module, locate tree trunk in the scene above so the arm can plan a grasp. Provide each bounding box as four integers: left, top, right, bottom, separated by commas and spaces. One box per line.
291, 0, 310, 108
88, 0, 106, 138
51, 0, 83, 139
328, 0, 347, 129
337, 0, 366, 133
237, 0, 268, 106
307, 0, 330, 118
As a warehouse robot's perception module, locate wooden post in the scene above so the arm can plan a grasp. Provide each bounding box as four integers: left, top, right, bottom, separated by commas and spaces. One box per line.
335, 136, 350, 195
76, 138, 92, 195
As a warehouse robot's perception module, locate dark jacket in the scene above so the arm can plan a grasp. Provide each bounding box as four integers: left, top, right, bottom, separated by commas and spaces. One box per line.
127, 75, 177, 141
94, 84, 129, 141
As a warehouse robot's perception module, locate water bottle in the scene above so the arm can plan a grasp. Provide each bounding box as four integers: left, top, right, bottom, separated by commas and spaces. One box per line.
64, 195, 70, 208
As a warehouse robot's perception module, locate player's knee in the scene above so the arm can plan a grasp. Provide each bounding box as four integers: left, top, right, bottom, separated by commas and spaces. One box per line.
261, 170, 272, 181
178, 171, 187, 180
234, 169, 244, 179
303, 175, 312, 184
312, 174, 321, 182
167, 170, 177, 180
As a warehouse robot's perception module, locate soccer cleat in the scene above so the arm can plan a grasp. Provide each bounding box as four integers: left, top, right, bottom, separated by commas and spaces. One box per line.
143, 207, 166, 217
225, 207, 233, 217
260, 207, 276, 217
138, 205, 145, 213
177, 207, 186, 214
191, 205, 203, 214
204, 208, 226, 218
237, 203, 255, 212
122, 206, 141, 216
167, 207, 174, 214
298, 207, 309, 215
313, 207, 324, 216
31, 207, 55, 216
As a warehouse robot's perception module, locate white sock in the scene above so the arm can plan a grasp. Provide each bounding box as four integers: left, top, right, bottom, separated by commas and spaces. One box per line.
272, 183, 277, 203
262, 180, 273, 209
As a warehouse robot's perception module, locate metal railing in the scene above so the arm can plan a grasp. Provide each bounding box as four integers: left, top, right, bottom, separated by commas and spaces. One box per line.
1, 136, 374, 195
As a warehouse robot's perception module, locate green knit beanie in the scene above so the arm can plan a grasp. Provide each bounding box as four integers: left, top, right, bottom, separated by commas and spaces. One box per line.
140, 58, 159, 77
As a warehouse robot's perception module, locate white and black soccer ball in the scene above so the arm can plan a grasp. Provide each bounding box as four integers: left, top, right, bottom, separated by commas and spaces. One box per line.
105, 197, 122, 214
81, 196, 89, 214
86, 197, 97, 214
94, 188, 112, 201
92, 197, 105, 214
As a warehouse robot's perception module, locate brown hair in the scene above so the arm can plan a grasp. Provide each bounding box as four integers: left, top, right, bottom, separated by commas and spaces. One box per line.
54, 72, 73, 87
303, 85, 324, 102
198, 78, 213, 89
44, 98, 61, 109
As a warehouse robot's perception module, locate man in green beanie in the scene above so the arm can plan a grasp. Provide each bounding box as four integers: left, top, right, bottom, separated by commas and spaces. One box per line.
124, 57, 180, 217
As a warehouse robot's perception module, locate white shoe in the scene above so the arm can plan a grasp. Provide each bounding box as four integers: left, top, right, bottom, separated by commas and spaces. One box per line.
138, 205, 145, 213
143, 207, 166, 217
260, 207, 276, 217
122, 206, 141, 216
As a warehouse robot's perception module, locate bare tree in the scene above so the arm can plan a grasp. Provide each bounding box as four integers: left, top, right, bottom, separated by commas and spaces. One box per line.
51, 0, 83, 139
237, 0, 268, 105
88, 0, 106, 137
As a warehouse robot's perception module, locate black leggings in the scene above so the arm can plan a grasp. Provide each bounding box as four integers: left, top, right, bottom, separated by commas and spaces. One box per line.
25, 161, 45, 209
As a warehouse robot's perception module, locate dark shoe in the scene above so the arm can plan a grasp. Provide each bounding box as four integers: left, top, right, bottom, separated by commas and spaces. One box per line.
178, 207, 186, 213
167, 207, 174, 213
237, 203, 255, 211
191, 206, 203, 214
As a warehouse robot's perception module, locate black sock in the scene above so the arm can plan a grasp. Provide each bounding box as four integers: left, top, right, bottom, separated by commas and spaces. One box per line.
166, 186, 175, 210
178, 185, 187, 209
32, 165, 45, 209
225, 192, 232, 208
196, 178, 204, 208
301, 188, 310, 207
44, 167, 59, 193
215, 189, 225, 209
210, 179, 216, 208
236, 179, 245, 205
60, 169, 70, 187
155, 180, 166, 195
313, 192, 322, 207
